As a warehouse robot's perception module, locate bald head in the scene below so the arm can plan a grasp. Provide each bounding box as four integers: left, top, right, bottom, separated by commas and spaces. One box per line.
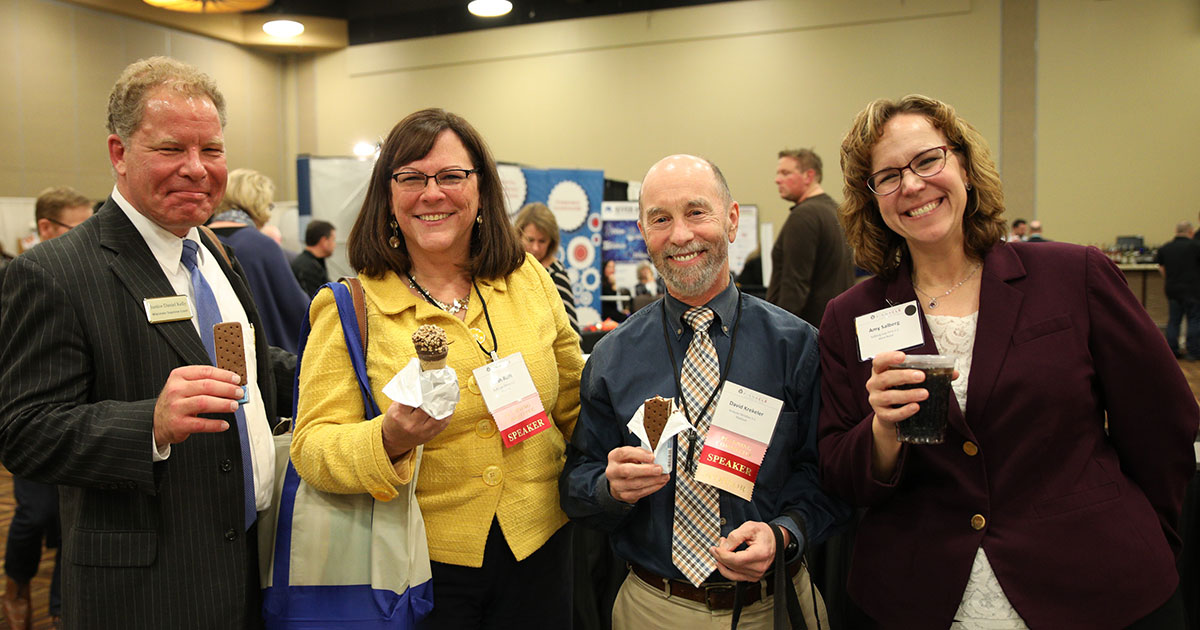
639, 154, 733, 219
637, 154, 740, 306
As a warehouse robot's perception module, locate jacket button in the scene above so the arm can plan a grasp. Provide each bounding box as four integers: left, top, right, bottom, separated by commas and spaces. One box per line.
225, 528, 238, 541
962, 441, 978, 456
970, 514, 986, 530
476, 419, 496, 438
467, 375, 481, 395
482, 465, 503, 486
219, 459, 234, 473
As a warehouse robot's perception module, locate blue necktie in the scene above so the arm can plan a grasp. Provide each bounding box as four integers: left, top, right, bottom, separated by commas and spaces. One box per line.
181, 239, 256, 530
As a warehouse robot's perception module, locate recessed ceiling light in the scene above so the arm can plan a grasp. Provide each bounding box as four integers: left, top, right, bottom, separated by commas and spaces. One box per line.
263, 19, 305, 38
468, 0, 512, 18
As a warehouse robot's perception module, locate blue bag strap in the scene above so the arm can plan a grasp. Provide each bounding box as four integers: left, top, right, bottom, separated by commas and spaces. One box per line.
275, 278, 379, 591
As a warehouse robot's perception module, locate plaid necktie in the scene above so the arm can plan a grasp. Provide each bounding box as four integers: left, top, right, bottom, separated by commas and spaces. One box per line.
181, 239, 256, 531
672, 306, 722, 586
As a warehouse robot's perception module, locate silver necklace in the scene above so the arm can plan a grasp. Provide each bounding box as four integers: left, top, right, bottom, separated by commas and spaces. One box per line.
912, 262, 981, 310
406, 273, 470, 315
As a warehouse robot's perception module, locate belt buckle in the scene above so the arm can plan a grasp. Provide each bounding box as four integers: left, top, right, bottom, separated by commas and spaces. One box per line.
702, 581, 736, 610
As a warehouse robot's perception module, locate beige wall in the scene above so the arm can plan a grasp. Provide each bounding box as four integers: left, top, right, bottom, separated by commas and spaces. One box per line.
299, 0, 997, 236
3, 0, 1198, 249
0, 0, 289, 203
1038, 0, 1200, 246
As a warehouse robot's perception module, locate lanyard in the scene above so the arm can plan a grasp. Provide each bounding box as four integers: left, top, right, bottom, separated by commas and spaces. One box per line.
471, 280, 499, 362
660, 291, 743, 472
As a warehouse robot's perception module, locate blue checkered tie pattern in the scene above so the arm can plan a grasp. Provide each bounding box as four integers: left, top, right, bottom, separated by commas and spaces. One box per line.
181, 239, 256, 531
672, 306, 722, 586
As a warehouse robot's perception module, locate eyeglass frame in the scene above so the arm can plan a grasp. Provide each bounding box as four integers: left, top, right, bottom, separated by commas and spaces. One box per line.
43, 216, 86, 230
390, 168, 478, 191
866, 145, 952, 196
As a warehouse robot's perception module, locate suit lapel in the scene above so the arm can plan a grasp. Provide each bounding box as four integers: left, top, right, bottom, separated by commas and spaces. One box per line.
97, 200, 211, 368
963, 244, 1026, 430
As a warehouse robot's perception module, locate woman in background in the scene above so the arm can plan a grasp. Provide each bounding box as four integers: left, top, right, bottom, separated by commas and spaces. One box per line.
514, 202, 580, 334
817, 94, 1196, 629
292, 108, 583, 629
208, 168, 309, 353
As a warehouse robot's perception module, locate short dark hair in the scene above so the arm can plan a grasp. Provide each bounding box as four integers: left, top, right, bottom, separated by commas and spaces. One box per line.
1011, 218, 1027, 229
347, 108, 524, 280
35, 186, 91, 223
778, 148, 823, 183
305, 220, 335, 247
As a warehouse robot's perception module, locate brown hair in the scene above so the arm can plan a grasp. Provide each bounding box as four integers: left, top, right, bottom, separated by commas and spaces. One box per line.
778, 148, 823, 183
347, 108, 525, 280
838, 94, 1007, 279
107, 56, 226, 141
513, 202, 561, 256
35, 186, 91, 223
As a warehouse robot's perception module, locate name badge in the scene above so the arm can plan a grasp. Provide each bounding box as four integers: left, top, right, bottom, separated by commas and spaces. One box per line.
472, 352, 549, 447
854, 300, 925, 362
693, 382, 782, 501
144, 296, 193, 324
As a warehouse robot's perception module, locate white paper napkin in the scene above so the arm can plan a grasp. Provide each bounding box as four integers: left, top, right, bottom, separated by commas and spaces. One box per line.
382, 358, 460, 420
626, 399, 693, 469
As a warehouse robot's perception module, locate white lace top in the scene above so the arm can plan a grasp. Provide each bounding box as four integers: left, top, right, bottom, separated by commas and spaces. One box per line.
924, 312, 1028, 630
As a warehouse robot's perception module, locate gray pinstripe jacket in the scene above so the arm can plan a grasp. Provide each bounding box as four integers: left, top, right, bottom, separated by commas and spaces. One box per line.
0, 199, 292, 629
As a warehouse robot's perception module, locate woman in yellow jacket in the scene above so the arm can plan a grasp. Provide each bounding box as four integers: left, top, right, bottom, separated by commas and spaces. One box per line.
292, 108, 583, 628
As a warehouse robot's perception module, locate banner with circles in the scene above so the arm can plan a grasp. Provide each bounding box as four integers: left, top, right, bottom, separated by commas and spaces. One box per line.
501, 167, 605, 328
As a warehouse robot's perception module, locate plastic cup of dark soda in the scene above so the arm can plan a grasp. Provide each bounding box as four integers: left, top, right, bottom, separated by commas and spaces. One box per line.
889, 355, 955, 444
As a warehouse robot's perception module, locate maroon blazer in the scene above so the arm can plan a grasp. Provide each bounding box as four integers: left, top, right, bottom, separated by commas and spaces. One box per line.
818, 241, 1198, 629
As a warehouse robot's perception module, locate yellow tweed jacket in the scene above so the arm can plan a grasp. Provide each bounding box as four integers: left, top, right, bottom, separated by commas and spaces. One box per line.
292, 254, 583, 567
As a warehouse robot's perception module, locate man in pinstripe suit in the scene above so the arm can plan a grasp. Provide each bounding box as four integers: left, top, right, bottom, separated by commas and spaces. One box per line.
0, 57, 292, 629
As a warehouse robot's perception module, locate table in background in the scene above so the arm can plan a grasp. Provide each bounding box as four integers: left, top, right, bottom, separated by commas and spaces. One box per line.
1119, 263, 1167, 328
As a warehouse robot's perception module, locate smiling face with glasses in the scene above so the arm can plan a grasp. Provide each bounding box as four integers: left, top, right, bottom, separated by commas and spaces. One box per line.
869, 114, 969, 253
389, 129, 481, 266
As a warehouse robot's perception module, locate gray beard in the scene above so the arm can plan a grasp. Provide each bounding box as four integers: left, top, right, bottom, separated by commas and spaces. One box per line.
652, 236, 728, 299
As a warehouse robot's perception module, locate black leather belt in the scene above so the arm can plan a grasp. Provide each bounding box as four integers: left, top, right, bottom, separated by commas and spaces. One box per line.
629, 559, 802, 610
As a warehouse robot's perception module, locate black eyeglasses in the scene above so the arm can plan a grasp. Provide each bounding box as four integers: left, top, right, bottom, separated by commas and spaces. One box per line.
867, 146, 950, 196
390, 168, 477, 192
44, 216, 85, 230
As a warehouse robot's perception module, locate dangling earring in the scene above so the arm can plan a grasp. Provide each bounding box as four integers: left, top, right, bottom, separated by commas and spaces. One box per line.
475, 214, 483, 225
388, 219, 401, 249
965, 182, 972, 191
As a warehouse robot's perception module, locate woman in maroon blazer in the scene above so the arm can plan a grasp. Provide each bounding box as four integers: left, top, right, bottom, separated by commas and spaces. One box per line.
817, 95, 1198, 629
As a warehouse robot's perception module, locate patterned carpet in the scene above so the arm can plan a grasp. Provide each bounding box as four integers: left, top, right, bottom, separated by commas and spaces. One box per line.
0, 467, 56, 630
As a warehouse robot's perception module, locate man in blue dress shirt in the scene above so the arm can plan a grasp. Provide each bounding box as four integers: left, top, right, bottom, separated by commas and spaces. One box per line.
561, 154, 849, 628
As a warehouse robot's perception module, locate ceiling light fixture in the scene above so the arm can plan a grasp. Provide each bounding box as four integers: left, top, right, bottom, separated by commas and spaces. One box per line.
352, 141, 378, 158
467, 0, 512, 18
142, 0, 271, 13
263, 19, 305, 38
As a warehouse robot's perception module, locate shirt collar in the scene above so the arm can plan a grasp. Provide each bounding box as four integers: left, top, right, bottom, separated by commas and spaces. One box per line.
662, 274, 738, 339
112, 186, 203, 274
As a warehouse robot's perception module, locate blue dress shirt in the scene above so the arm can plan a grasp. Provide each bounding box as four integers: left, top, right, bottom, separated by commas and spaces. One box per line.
560, 280, 850, 582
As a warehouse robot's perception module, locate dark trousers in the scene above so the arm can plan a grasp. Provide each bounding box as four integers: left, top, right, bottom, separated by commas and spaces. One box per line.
4, 477, 61, 616
1165, 297, 1200, 358
417, 518, 572, 629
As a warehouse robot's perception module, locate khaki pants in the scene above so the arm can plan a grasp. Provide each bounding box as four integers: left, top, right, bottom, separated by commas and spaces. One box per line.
611, 566, 827, 630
